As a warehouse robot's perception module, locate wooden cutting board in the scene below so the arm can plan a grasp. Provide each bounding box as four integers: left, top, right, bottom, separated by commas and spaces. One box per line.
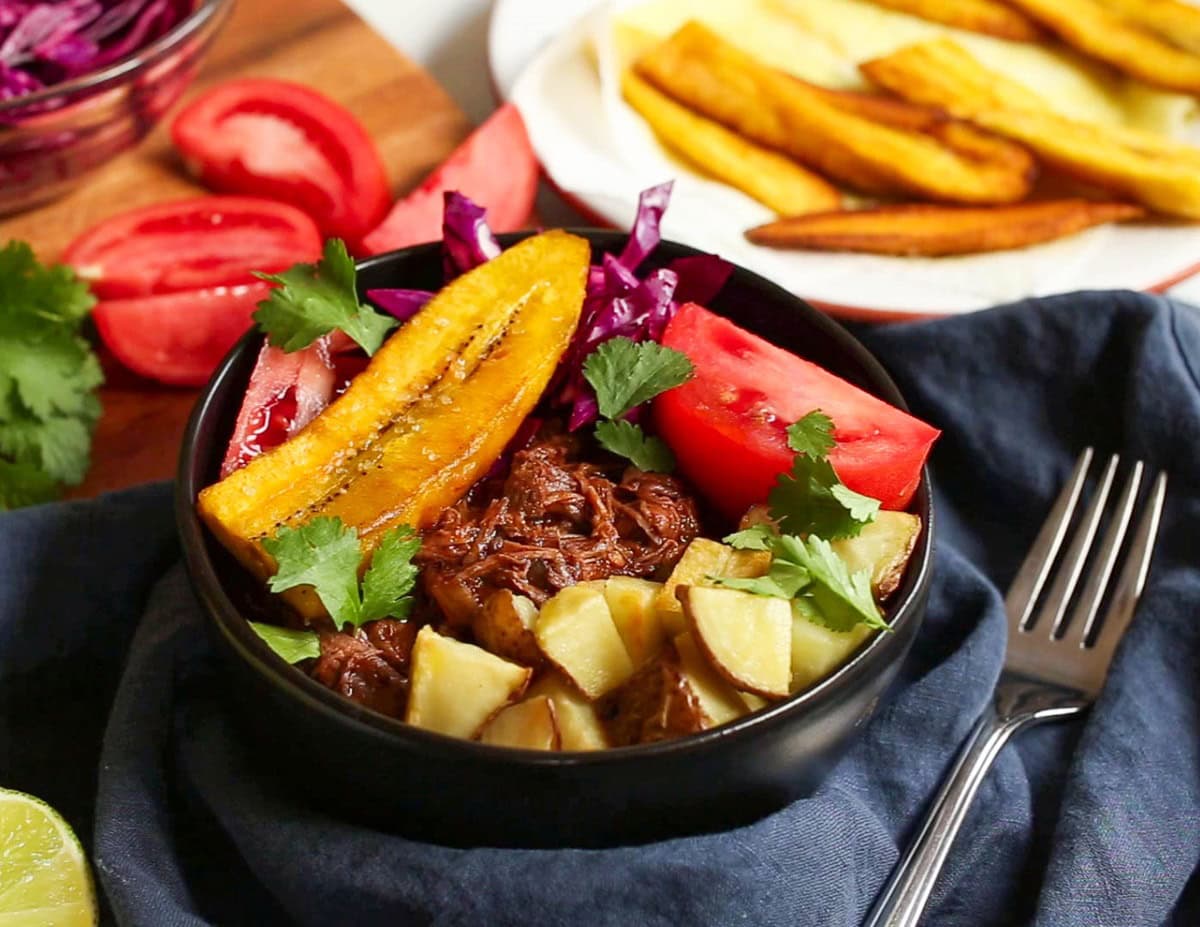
0, 0, 471, 498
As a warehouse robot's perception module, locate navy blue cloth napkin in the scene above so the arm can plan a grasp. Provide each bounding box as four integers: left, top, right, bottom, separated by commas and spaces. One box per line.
2, 291, 1197, 927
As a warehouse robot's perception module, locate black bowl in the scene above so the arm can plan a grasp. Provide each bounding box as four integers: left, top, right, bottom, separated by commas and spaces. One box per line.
176, 230, 934, 848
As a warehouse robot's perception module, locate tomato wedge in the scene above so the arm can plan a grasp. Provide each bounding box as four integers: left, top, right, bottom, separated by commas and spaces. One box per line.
93, 283, 272, 387
360, 103, 538, 255
64, 196, 321, 300
171, 79, 391, 244
654, 303, 939, 517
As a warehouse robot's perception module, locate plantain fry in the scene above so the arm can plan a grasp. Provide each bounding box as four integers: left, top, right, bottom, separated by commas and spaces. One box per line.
746, 200, 1147, 256
1093, 0, 1200, 56
621, 70, 841, 215
634, 21, 1034, 205
1004, 0, 1200, 95
860, 38, 1049, 115
862, 40, 1200, 216
860, 0, 1043, 41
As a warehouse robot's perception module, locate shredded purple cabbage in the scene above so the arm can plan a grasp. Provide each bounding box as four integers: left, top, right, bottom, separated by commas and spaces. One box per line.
0, 0, 188, 100
365, 288, 432, 321
442, 190, 501, 278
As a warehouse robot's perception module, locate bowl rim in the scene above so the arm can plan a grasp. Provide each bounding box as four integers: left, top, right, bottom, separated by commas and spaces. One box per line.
0, 0, 234, 114
176, 229, 935, 768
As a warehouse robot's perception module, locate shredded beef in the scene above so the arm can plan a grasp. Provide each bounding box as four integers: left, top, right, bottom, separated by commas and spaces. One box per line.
417, 433, 700, 626
311, 619, 414, 718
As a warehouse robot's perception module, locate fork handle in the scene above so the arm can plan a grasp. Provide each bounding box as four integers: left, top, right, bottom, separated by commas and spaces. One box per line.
863, 682, 1083, 927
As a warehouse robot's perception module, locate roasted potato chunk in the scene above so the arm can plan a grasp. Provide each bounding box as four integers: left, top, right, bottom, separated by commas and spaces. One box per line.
527, 671, 610, 750
535, 584, 635, 699
678, 585, 792, 698
656, 538, 770, 636
478, 695, 561, 750
405, 626, 531, 739
832, 511, 923, 601
473, 589, 542, 666
603, 576, 667, 668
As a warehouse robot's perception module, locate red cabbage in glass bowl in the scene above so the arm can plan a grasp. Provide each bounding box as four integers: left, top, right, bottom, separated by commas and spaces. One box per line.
0, 0, 232, 216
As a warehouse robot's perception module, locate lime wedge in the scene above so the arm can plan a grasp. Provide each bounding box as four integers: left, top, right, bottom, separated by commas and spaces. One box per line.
0, 789, 97, 927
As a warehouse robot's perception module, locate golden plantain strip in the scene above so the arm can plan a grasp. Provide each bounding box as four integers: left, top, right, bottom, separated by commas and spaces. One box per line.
620, 70, 841, 215
860, 38, 1049, 115
634, 21, 1033, 204
1094, 0, 1200, 56
861, 40, 1200, 216
746, 200, 1146, 256
1004, 0, 1200, 95
860, 0, 1043, 41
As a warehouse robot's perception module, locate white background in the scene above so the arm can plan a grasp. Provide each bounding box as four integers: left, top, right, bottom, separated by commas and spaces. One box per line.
344, 0, 1200, 309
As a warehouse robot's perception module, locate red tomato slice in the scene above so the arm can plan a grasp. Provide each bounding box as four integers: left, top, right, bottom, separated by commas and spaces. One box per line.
220, 339, 341, 477
93, 283, 272, 387
360, 103, 538, 255
654, 303, 939, 517
64, 196, 321, 299
171, 78, 391, 245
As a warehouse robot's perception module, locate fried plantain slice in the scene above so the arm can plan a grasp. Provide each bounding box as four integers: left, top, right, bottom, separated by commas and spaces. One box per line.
746, 200, 1146, 256
860, 0, 1043, 40
1094, 0, 1200, 56
634, 22, 1034, 205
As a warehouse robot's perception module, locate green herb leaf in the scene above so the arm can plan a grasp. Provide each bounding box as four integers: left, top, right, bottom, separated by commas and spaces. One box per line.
583, 336, 694, 420
0, 242, 102, 511
263, 517, 363, 625
249, 622, 322, 664
723, 524, 776, 551
785, 409, 836, 459
263, 516, 422, 631
254, 239, 396, 355
595, 419, 676, 473
769, 454, 879, 540
359, 525, 422, 624
782, 535, 886, 632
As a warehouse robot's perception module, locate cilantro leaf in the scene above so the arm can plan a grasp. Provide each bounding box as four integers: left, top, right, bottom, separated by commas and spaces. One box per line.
595, 419, 676, 473
786, 410, 836, 459
249, 622, 322, 664
254, 239, 396, 355
723, 524, 776, 551
783, 535, 886, 632
583, 336, 694, 420
262, 516, 422, 631
0, 242, 102, 510
769, 454, 879, 540
263, 517, 362, 626
359, 525, 422, 624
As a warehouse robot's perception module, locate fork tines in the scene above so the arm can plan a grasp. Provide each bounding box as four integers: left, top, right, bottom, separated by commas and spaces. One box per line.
1004, 447, 1167, 653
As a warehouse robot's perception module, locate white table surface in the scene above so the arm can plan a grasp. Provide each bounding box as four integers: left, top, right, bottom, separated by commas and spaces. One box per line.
345, 0, 1200, 310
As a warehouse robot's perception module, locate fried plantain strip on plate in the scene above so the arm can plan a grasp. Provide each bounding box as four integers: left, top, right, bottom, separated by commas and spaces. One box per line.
1003, 0, 1200, 95
1093, 0, 1200, 55
746, 200, 1146, 256
620, 70, 841, 215
861, 40, 1200, 217
858, 0, 1043, 41
634, 21, 1034, 205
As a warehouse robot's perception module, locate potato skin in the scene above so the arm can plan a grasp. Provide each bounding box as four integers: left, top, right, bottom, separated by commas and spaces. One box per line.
597, 644, 709, 747
473, 590, 543, 667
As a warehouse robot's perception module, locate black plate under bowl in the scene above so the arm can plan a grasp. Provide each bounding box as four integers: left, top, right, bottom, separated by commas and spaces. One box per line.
176, 230, 934, 848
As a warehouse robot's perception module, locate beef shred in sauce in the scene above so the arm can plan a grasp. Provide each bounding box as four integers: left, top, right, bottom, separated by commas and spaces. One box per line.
417, 432, 701, 627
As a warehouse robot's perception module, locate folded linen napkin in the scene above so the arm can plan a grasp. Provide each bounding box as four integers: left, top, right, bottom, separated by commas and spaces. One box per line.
1, 291, 1196, 927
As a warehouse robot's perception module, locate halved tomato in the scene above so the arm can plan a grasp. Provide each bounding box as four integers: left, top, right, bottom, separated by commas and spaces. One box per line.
654, 303, 939, 517
360, 103, 538, 255
64, 196, 321, 299
171, 79, 391, 244
93, 283, 272, 387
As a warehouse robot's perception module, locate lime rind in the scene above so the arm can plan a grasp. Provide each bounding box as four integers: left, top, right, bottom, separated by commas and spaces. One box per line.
0, 789, 97, 927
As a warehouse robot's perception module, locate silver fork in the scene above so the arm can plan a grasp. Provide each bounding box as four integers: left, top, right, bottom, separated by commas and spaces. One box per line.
863, 448, 1168, 927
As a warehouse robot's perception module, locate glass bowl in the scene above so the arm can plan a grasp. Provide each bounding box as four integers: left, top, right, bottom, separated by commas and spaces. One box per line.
0, 0, 234, 217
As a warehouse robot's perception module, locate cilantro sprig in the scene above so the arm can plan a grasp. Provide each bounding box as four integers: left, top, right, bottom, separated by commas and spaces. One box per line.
0, 242, 102, 510
710, 411, 887, 633
582, 336, 693, 473
254, 239, 397, 355
252, 516, 421, 664
767, 411, 879, 540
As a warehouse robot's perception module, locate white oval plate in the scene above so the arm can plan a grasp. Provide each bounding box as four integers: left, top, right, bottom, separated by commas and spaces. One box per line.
490, 0, 1200, 319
